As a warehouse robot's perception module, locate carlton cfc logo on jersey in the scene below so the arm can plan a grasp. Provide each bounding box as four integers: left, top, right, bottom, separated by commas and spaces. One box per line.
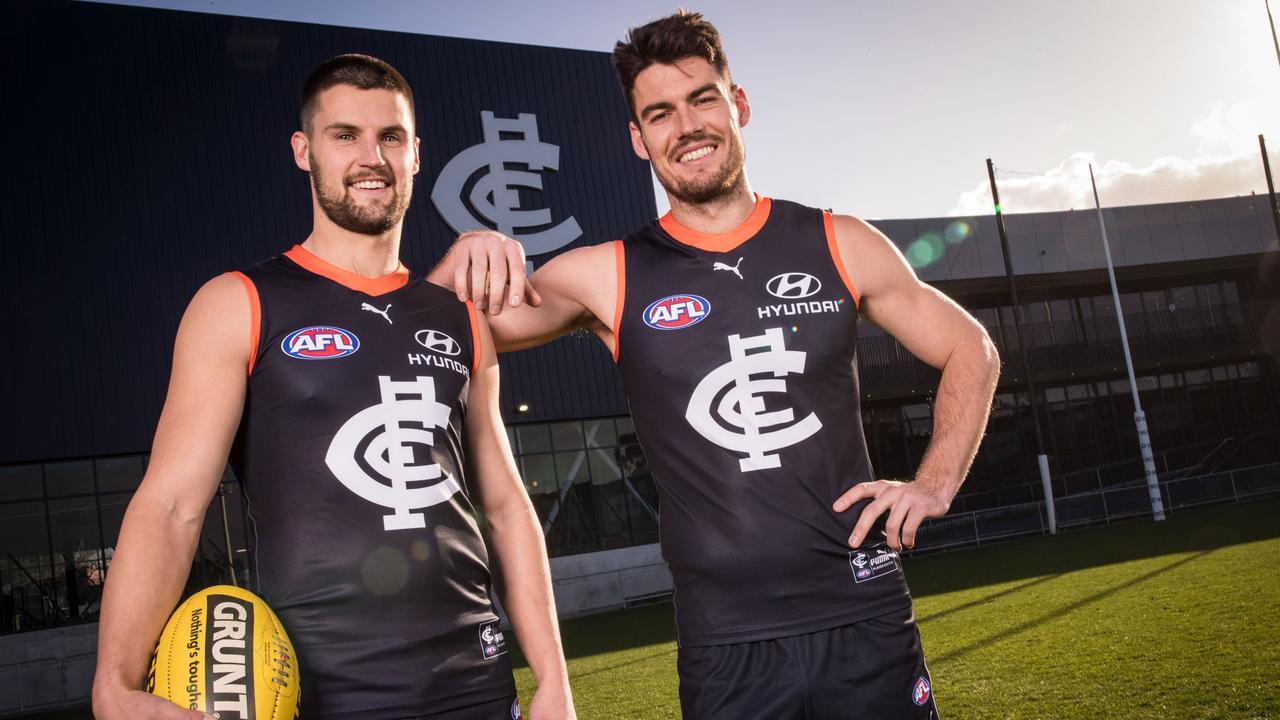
643, 294, 711, 330
281, 326, 360, 360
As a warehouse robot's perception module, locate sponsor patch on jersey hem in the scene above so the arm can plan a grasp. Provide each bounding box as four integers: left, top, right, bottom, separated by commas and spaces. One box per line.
849, 544, 900, 584
479, 619, 508, 660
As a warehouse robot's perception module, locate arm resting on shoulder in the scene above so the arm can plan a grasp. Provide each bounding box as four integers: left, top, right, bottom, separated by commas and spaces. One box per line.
429, 230, 618, 355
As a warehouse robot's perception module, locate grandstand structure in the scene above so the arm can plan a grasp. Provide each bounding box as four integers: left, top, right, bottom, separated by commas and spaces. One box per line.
1, 1, 1278, 716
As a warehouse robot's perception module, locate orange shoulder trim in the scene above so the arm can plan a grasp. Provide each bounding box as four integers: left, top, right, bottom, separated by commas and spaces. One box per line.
227, 271, 261, 376
658, 195, 772, 253
611, 240, 625, 363
284, 244, 409, 296
465, 300, 481, 375
824, 211, 861, 310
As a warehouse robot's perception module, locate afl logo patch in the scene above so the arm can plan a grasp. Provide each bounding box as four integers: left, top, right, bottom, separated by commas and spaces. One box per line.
766, 272, 821, 300
281, 326, 359, 359
912, 676, 931, 706
643, 294, 710, 330
415, 329, 462, 356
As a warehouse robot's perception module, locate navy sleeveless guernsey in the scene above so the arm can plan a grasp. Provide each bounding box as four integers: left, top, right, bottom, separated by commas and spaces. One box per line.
228, 246, 514, 719
615, 197, 913, 647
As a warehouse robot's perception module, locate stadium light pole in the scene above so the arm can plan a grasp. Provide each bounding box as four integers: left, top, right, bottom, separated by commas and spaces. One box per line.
1260, 135, 1280, 246
1266, 0, 1280, 71
1088, 164, 1166, 521
986, 159, 1056, 534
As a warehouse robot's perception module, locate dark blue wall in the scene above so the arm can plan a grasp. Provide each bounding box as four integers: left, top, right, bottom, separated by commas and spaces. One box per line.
2, 1, 651, 463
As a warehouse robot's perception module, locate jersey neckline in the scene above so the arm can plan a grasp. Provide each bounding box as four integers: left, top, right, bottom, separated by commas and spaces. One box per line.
658, 195, 772, 253
284, 244, 410, 296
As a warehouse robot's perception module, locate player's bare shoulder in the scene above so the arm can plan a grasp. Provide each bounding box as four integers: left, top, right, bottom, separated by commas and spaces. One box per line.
178, 272, 254, 369
829, 213, 917, 302
535, 241, 621, 330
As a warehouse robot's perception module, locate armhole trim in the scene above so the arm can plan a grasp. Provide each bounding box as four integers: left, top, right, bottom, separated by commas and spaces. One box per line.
227, 271, 261, 376
611, 240, 626, 363
824, 211, 861, 310
465, 300, 481, 374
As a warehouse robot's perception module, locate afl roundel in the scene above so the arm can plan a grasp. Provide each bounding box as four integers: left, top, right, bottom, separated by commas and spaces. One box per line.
643, 294, 711, 330
281, 326, 360, 360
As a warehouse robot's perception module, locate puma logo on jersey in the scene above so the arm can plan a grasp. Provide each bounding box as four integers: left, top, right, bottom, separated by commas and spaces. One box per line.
362, 302, 393, 324
712, 257, 744, 279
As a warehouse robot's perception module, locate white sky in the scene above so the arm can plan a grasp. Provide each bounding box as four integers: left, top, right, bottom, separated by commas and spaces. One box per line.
94, 0, 1280, 219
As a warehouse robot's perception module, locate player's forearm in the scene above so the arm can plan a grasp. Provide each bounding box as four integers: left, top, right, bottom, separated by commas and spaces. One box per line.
94, 494, 204, 693
487, 500, 571, 690
915, 327, 1000, 499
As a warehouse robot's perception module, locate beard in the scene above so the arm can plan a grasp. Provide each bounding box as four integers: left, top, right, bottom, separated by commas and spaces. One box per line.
310, 156, 412, 235
653, 131, 747, 205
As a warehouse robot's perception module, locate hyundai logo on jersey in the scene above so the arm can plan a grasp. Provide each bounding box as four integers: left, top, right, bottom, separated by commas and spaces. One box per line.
643, 294, 711, 330
415, 329, 462, 356
281, 326, 360, 360
766, 272, 822, 299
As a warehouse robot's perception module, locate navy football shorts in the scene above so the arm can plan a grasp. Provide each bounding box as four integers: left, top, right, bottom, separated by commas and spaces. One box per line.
677, 607, 938, 719
421, 694, 521, 720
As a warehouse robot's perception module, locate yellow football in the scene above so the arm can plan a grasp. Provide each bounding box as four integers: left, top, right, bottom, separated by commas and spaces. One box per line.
146, 584, 300, 720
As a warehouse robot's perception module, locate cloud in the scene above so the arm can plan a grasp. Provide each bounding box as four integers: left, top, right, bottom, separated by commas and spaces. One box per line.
949, 98, 1278, 216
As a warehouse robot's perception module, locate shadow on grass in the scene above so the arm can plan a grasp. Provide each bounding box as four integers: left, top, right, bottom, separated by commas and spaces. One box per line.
905, 497, 1280, 599
510, 601, 678, 669
928, 548, 1210, 664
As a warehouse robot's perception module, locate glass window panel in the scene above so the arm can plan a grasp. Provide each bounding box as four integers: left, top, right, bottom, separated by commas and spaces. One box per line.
96, 456, 145, 493
1025, 302, 1048, 324
1184, 369, 1210, 385
1119, 293, 1142, 315
48, 497, 99, 557
1212, 366, 1228, 382
584, 419, 617, 449
98, 492, 134, 554
1092, 296, 1115, 316
587, 449, 622, 486
616, 416, 635, 437
0, 464, 42, 502
1136, 376, 1158, 391
0, 501, 51, 558
520, 454, 556, 495
1045, 387, 1066, 403
1142, 291, 1165, 313
1168, 286, 1196, 309
1223, 282, 1240, 304
45, 461, 93, 497
1067, 384, 1089, 400
516, 424, 552, 454
49, 497, 103, 621
550, 422, 584, 451
1048, 300, 1072, 322
1240, 362, 1258, 378
554, 451, 589, 486
1197, 284, 1223, 306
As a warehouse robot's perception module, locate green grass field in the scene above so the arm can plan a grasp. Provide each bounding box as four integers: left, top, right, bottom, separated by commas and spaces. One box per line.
510, 498, 1280, 719
28, 498, 1279, 719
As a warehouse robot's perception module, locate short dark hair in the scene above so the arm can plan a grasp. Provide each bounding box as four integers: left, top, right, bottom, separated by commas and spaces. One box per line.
299, 54, 415, 133
611, 10, 732, 120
